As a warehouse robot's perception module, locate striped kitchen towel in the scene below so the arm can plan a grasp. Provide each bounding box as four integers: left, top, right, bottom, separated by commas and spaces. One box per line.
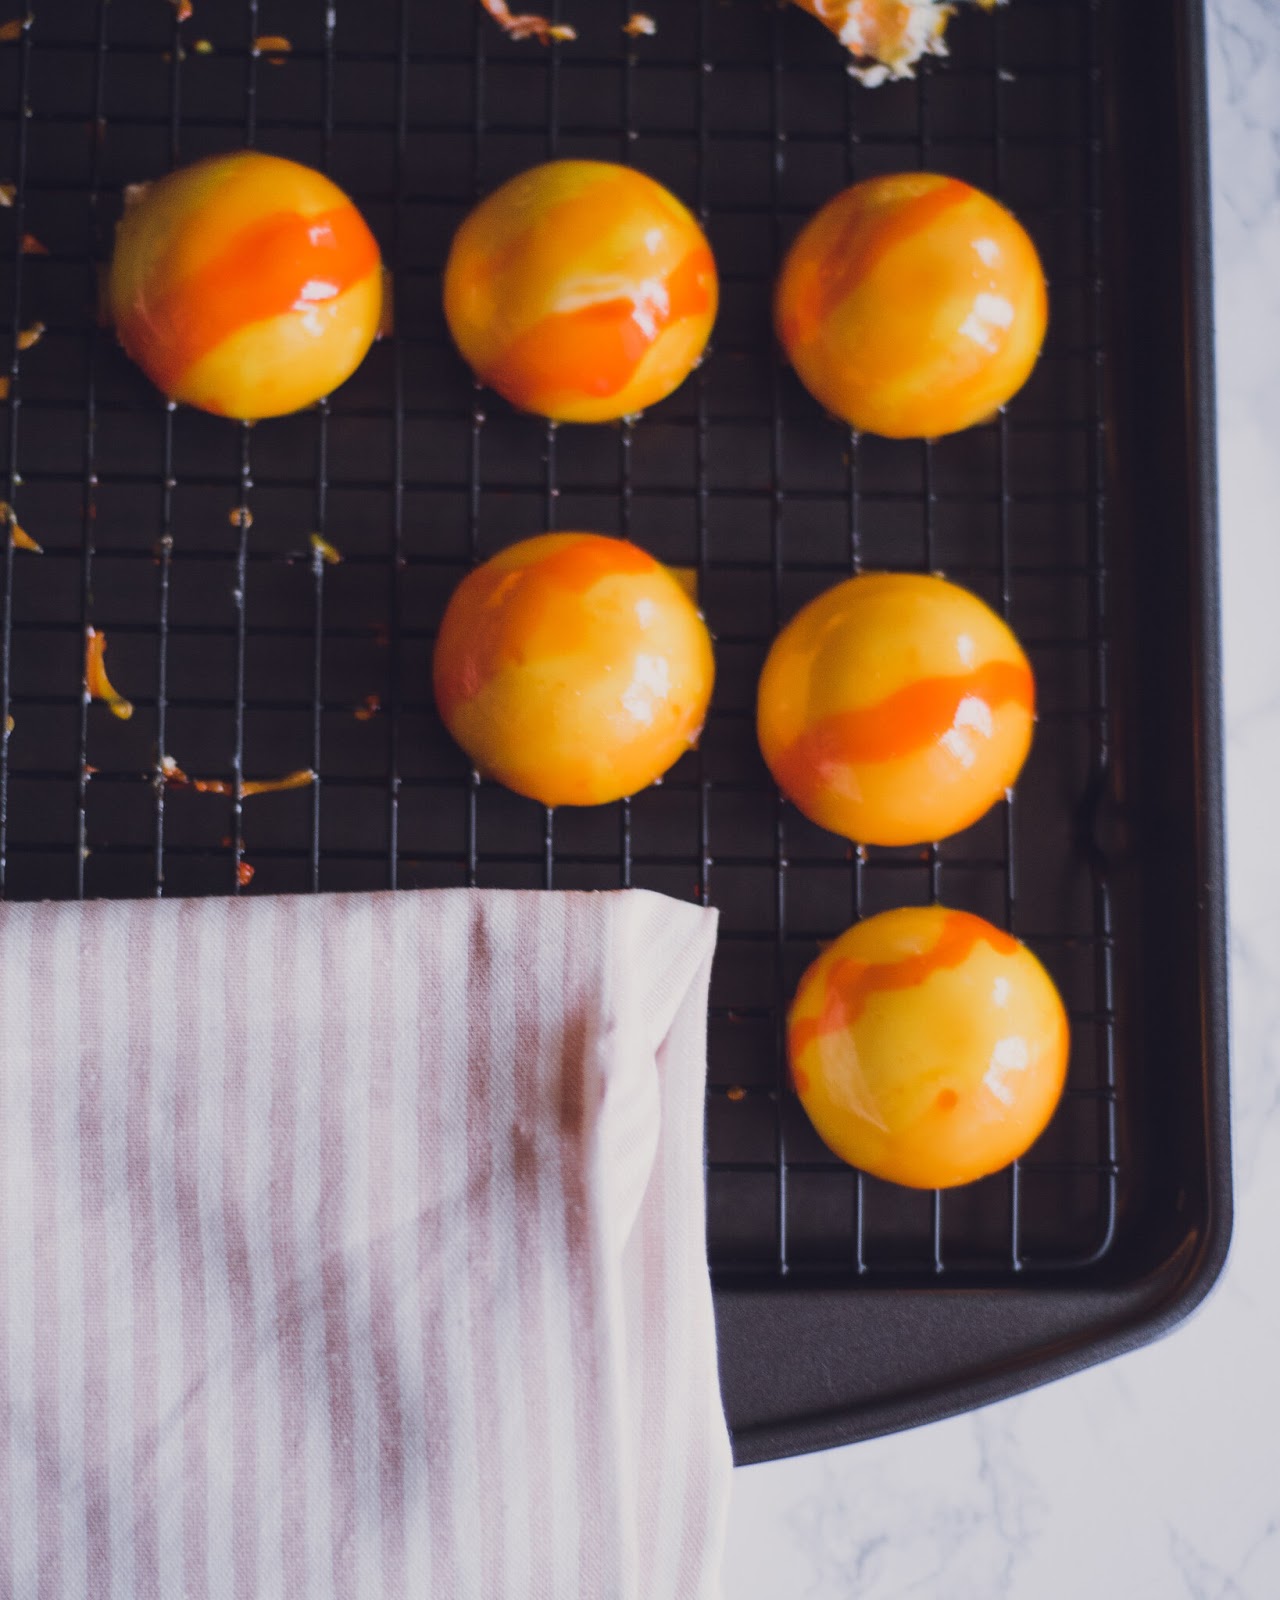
0, 887, 731, 1600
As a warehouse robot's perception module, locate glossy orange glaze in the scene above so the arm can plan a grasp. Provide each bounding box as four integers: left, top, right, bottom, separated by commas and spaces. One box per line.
434, 534, 659, 723
493, 242, 716, 409
434, 532, 715, 808
444, 160, 718, 423
757, 572, 1036, 846
775, 172, 1047, 438
770, 657, 1034, 818
780, 177, 970, 350
790, 909, 1019, 1058
85, 628, 133, 720
127, 202, 378, 396
788, 905, 1069, 1189
109, 152, 384, 420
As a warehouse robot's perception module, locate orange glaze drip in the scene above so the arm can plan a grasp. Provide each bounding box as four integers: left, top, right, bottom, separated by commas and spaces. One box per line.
773, 657, 1033, 799
790, 910, 1020, 1061
489, 243, 715, 407
436, 536, 659, 722
84, 628, 134, 720
126, 203, 380, 396
162, 757, 315, 798
781, 178, 970, 349
2, 503, 40, 551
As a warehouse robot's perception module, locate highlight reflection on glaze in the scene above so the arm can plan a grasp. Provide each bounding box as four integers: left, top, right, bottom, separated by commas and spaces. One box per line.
788, 905, 1069, 1190
433, 532, 715, 808
443, 160, 718, 424
757, 571, 1036, 847
775, 171, 1047, 439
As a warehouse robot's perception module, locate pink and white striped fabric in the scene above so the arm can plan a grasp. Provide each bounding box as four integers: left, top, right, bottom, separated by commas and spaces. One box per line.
0, 887, 731, 1600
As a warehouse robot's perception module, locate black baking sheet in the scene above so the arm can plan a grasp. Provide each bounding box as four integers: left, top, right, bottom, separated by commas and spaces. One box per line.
0, 0, 1230, 1462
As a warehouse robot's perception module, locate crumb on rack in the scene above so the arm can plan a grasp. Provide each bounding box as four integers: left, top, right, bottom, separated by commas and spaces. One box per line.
310, 532, 343, 565
16, 321, 44, 351
193, 37, 213, 54
20, 232, 47, 255
354, 693, 381, 723
0, 184, 14, 207
170, 0, 193, 22
793, 0, 958, 85
4, 713, 12, 736
237, 860, 255, 886
0, 378, 9, 401
252, 34, 291, 63
0, 17, 29, 43
229, 506, 253, 530
85, 628, 134, 721
726, 1085, 747, 1102
623, 13, 656, 36
476, 0, 577, 43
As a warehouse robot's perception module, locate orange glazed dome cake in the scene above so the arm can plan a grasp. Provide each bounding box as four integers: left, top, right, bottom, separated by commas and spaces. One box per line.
757, 572, 1035, 847
789, 906, 1070, 1189
443, 160, 718, 423
108, 151, 383, 420
776, 172, 1047, 439
433, 533, 715, 809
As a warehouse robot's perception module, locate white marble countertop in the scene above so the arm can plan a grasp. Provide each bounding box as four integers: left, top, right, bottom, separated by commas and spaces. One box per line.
723, 3, 1280, 1594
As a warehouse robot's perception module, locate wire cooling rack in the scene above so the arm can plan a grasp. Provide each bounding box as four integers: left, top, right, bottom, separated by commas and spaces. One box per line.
0, 0, 1116, 1284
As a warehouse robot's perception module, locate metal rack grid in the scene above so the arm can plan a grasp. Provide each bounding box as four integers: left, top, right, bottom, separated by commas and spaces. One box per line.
0, 0, 1117, 1283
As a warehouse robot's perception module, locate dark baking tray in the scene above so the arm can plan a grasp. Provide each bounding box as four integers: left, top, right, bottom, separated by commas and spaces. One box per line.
0, 0, 1229, 1464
